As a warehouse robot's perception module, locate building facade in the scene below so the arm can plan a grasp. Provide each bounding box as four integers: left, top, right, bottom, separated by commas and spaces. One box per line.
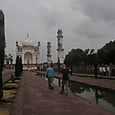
4, 53, 14, 69
4, 54, 13, 65
16, 34, 40, 70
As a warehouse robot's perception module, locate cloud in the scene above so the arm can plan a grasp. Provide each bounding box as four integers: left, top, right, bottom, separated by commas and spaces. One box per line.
71, 0, 115, 23
0, 0, 115, 63
75, 19, 115, 39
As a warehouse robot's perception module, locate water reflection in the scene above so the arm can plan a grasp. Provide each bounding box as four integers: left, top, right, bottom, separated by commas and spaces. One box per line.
69, 82, 91, 94
69, 82, 115, 113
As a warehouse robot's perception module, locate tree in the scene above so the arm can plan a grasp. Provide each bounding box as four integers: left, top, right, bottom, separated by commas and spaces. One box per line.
0, 10, 5, 101
97, 41, 115, 64
85, 49, 98, 79
19, 57, 23, 75
64, 48, 85, 75
15, 56, 20, 77
64, 40, 115, 77
15, 56, 23, 77
64, 48, 98, 78
64, 54, 72, 74
92, 53, 98, 79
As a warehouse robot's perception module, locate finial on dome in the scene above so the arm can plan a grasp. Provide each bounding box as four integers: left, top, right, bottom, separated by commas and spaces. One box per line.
27, 32, 29, 38
58, 27, 62, 31
38, 41, 40, 46
16, 41, 18, 46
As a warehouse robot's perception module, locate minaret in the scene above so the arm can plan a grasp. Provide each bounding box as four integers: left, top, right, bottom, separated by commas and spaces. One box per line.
47, 42, 52, 64
37, 41, 40, 64
27, 32, 29, 37
57, 29, 64, 64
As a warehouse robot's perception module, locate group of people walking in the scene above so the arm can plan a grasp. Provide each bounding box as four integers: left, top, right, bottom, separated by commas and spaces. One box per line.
99, 65, 111, 76
46, 64, 70, 96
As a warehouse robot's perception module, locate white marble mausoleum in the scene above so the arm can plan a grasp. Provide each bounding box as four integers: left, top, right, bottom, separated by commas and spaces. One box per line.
16, 34, 40, 70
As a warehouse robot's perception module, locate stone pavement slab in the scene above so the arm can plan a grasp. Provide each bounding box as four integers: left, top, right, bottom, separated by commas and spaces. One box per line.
11, 71, 114, 115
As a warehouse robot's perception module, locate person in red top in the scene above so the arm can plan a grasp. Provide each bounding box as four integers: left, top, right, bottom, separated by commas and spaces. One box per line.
60, 64, 70, 96
106, 65, 110, 76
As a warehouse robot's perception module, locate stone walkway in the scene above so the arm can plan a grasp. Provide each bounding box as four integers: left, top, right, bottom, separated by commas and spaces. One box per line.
72, 73, 115, 80
10, 71, 114, 115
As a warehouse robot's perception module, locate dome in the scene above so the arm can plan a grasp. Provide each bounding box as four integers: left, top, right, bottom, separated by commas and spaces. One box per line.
22, 37, 34, 46
58, 27, 62, 31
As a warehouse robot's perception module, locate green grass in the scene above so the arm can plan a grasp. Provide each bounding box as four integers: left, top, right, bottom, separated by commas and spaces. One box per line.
8, 79, 20, 83
13, 76, 20, 80
8, 76, 21, 83
0, 77, 21, 115
3, 84, 18, 90
0, 90, 16, 115
99, 78, 115, 81
72, 74, 93, 78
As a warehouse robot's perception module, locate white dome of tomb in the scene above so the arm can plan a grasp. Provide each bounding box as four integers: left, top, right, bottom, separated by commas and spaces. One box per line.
22, 37, 34, 46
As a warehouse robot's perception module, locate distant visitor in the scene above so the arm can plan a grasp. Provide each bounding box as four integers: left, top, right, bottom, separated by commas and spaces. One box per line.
46, 64, 54, 90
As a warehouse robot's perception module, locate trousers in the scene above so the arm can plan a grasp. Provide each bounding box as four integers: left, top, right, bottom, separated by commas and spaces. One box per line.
48, 77, 53, 89
61, 80, 69, 94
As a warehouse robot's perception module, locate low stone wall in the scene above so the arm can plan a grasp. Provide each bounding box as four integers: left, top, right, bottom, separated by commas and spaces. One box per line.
2, 67, 15, 83
2, 68, 14, 76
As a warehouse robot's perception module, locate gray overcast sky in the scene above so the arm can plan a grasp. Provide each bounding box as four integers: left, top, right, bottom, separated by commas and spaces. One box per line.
1, 0, 115, 63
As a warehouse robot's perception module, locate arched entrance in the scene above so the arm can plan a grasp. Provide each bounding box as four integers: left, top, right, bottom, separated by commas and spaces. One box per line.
24, 52, 33, 64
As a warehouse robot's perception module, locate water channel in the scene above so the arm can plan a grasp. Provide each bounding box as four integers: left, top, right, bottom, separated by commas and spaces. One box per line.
37, 73, 115, 113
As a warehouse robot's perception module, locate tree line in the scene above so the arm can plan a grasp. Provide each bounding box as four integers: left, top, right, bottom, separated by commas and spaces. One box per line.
64, 40, 115, 75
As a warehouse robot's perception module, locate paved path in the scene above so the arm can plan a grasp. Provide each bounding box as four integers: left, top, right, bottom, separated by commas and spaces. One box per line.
72, 73, 115, 80
11, 71, 114, 115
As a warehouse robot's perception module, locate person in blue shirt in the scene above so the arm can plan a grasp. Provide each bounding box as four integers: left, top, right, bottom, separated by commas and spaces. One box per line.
46, 64, 54, 90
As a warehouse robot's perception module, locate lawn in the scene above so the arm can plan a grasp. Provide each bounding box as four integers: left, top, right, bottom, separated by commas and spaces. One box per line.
0, 78, 20, 115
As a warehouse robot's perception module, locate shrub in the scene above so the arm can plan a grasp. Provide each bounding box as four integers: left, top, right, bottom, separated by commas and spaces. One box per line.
3, 84, 18, 90
10, 74, 15, 83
